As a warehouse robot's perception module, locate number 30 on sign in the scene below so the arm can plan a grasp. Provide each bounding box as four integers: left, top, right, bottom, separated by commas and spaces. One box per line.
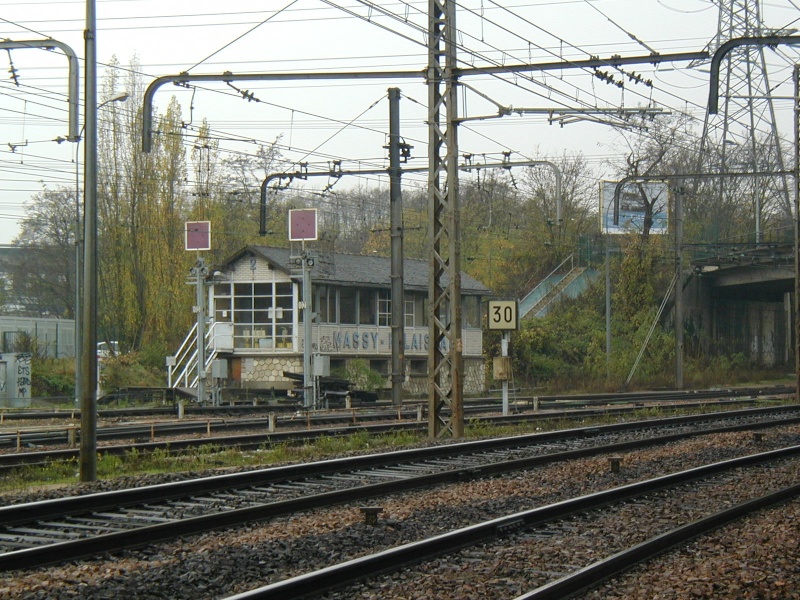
488, 300, 518, 331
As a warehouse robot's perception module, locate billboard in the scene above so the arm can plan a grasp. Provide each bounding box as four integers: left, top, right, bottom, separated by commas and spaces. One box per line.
600, 181, 669, 235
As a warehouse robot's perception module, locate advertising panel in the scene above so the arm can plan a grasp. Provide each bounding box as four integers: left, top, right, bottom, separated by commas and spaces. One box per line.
600, 181, 669, 235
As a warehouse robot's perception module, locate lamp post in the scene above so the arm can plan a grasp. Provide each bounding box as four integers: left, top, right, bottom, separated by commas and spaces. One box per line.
73, 91, 129, 407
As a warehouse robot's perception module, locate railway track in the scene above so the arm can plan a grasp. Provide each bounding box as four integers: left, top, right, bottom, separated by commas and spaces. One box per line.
0, 392, 786, 472
1, 404, 798, 573
233, 445, 800, 600
2, 384, 790, 423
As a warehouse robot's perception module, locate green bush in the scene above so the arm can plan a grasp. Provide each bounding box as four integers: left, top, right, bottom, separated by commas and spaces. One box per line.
334, 358, 385, 391
31, 358, 75, 397
100, 352, 165, 391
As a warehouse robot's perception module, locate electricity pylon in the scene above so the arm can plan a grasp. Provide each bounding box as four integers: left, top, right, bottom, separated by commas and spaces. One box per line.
699, 0, 792, 242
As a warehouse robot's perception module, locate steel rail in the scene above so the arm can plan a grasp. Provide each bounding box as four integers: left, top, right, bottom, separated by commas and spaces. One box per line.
0, 397, 751, 452
516, 482, 800, 599
1, 407, 799, 571
0, 401, 789, 472
224, 445, 800, 600
2, 385, 791, 448
0, 409, 424, 448
2, 385, 789, 421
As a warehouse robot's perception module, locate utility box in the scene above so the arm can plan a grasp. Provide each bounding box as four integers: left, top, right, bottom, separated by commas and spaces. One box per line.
211, 359, 228, 379
313, 355, 331, 377
493, 356, 511, 381
212, 322, 234, 352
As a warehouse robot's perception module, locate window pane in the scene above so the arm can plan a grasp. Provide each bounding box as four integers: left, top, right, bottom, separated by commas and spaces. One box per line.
410, 359, 427, 375
233, 309, 252, 324
404, 296, 415, 328
254, 295, 272, 310
378, 290, 391, 327
253, 282, 272, 296
214, 297, 232, 322
276, 295, 293, 323
234, 296, 252, 310
370, 360, 388, 376
462, 296, 481, 328
234, 324, 254, 348
234, 283, 252, 296
404, 292, 426, 328
276, 322, 292, 348
359, 289, 375, 324
315, 285, 329, 323
339, 288, 357, 324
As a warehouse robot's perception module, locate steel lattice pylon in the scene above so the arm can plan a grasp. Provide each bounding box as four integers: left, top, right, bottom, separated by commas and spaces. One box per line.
699, 0, 792, 241
427, 0, 464, 438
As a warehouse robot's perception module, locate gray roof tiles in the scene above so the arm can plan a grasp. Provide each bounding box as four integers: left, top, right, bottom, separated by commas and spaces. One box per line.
227, 246, 490, 294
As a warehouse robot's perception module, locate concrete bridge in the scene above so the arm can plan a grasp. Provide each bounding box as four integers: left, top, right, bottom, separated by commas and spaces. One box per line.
687, 243, 794, 367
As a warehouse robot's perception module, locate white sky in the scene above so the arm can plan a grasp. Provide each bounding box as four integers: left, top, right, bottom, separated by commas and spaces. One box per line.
0, 0, 799, 244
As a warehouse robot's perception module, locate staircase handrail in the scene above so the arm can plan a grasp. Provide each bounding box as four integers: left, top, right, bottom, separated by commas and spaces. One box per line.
533, 266, 586, 317
520, 253, 574, 307
168, 323, 197, 387
167, 322, 220, 390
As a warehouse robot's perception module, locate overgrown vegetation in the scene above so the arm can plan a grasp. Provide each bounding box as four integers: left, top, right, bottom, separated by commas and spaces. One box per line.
99, 352, 165, 391
333, 358, 385, 392
7, 61, 790, 401
32, 358, 76, 398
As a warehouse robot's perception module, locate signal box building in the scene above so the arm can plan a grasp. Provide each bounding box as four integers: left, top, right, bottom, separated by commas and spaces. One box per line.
177, 246, 491, 396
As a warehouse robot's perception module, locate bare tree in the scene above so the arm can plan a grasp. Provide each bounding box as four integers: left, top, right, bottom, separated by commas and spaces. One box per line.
10, 187, 77, 317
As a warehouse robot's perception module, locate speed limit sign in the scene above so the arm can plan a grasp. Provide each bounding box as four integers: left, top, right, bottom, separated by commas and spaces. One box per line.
487, 300, 518, 330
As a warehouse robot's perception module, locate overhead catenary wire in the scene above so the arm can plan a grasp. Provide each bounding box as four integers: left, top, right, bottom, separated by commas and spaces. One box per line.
183, 1, 302, 72
1, 0, 799, 239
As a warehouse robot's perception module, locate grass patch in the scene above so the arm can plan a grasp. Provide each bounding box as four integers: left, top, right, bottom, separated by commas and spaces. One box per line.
0, 428, 431, 493
3, 397, 793, 494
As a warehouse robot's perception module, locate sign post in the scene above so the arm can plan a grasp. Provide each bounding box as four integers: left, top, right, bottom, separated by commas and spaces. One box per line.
185, 221, 211, 404
488, 300, 519, 415
289, 209, 318, 409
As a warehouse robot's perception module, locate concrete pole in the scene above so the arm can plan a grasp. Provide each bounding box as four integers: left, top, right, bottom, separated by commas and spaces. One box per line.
79, 0, 98, 482
605, 242, 611, 378
675, 184, 684, 389
388, 87, 405, 407
74, 139, 82, 407
794, 65, 799, 403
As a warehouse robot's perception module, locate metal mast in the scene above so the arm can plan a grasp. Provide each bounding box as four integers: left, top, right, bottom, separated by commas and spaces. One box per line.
700, 0, 791, 240
427, 0, 463, 438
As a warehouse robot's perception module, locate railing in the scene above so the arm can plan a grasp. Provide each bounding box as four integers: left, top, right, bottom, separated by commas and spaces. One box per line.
519, 254, 574, 318
533, 266, 586, 318
167, 322, 218, 390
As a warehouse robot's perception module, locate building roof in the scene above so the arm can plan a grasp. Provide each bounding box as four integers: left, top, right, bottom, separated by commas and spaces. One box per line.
218, 245, 492, 295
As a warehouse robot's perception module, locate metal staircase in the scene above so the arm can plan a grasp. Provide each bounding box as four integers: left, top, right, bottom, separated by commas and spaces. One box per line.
519, 255, 597, 319
167, 322, 221, 401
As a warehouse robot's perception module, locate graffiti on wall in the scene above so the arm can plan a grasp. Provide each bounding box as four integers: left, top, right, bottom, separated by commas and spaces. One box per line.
0, 352, 32, 407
